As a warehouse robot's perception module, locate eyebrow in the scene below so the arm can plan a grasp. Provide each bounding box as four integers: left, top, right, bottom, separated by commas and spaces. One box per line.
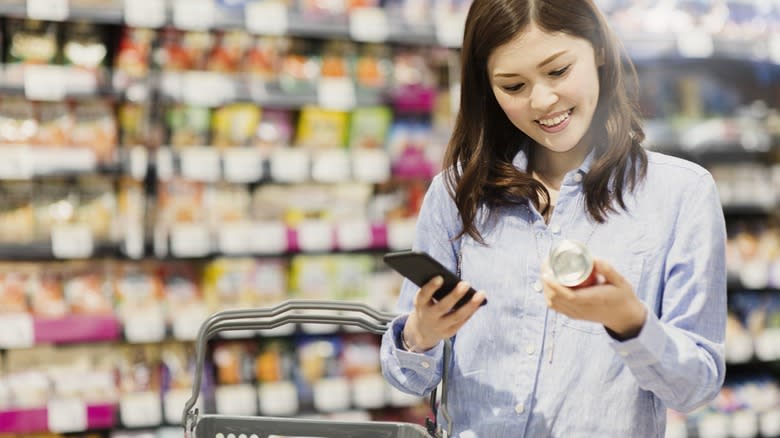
492, 50, 568, 78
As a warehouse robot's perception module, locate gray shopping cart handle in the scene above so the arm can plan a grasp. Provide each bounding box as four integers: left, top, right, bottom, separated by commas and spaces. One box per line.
182, 300, 453, 436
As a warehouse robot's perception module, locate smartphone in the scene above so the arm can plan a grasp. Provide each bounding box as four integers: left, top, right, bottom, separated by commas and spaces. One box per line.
383, 250, 487, 311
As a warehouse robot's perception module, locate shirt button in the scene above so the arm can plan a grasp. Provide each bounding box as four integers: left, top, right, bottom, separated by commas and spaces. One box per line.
532, 280, 542, 293
421, 361, 431, 369
526, 344, 535, 355
573, 173, 583, 183
515, 403, 525, 414
550, 224, 561, 234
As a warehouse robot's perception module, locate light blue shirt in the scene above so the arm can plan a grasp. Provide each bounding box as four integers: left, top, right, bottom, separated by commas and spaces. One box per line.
380, 150, 727, 437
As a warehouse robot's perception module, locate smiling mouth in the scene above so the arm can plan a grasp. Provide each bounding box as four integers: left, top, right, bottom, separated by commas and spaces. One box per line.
536, 108, 574, 128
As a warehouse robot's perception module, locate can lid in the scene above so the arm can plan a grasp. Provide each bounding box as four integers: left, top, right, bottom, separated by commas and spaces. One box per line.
549, 240, 592, 287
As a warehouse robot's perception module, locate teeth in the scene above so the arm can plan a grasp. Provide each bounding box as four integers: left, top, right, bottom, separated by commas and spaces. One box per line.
538, 111, 570, 127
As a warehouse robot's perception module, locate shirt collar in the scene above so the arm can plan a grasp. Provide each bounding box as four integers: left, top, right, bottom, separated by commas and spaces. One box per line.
512, 147, 596, 181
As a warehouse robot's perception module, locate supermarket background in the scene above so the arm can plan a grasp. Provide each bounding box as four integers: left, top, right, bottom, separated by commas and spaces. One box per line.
0, 0, 777, 437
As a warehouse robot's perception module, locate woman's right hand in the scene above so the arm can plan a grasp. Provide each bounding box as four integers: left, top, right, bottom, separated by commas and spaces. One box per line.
402, 276, 486, 352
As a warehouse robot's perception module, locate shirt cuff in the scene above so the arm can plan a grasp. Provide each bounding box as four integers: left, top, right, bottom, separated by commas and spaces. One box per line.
389, 314, 444, 374
608, 303, 667, 367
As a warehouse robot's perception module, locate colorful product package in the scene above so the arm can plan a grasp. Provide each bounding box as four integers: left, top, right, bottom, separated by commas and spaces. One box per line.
341, 333, 381, 379
0, 97, 38, 145
289, 256, 335, 300
211, 103, 261, 148
256, 339, 296, 383
158, 29, 215, 72
35, 102, 74, 147
206, 183, 252, 229
63, 261, 113, 315
247, 259, 289, 308
213, 341, 256, 385
0, 182, 35, 244
0, 264, 33, 314
114, 262, 165, 321
387, 120, 435, 178
332, 256, 374, 302
167, 104, 212, 148
114, 27, 156, 79
5, 19, 59, 65
71, 99, 118, 164
280, 39, 321, 93
203, 258, 253, 312
117, 344, 162, 394
118, 102, 149, 147
294, 336, 343, 406
245, 36, 289, 81
62, 21, 107, 71
75, 176, 117, 243
355, 43, 392, 89
253, 109, 294, 151
349, 106, 392, 150
33, 179, 76, 241
207, 29, 252, 73
156, 178, 206, 227
320, 40, 354, 80
161, 262, 203, 323
161, 342, 198, 393
296, 106, 350, 148
30, 264, 68, 318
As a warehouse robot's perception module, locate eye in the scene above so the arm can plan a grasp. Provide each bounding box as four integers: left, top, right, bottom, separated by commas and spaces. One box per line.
549, 65, 570, 77
502, 83, 525, 92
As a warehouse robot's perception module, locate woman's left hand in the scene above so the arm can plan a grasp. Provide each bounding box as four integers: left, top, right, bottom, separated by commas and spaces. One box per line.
542, 258, 647, 340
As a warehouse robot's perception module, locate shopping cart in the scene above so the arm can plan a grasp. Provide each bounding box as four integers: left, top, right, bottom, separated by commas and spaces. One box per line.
182, 300, 454, 438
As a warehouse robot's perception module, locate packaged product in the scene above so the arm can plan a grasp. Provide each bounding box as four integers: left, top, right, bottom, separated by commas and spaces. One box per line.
255, 338, 296, 383
114, 27, 156, 79
246, 259, 289, 307
118, 102, 148, 146
349, 106, 392, 150
157, 29, 215, 71
294, 336, 343, 403
71, 99, 118, 164
0, 97, 38, 145
393, 49, 435, 88
33, 179, 76, 241
35, 102, 74, 147
251, 184, 292, 222
117, 344, 162, 393
118, 177, 146, 235
49, 345, 118, 404
296, 106, 350, 149
320, 40, 354, 80
156, 178, 206, 227
167, 104, 212, 148
29, 264, 68, 318
371, 180, 426, 220
75, 176, 117, 242
5, 19, 59, 65
341, 333, 380, 378
0, 264, 33, 314
5, 346, 58, 407
355, 44, 392, 89
114, 262, 165, 321
207, 29, 252, 73
289, 256, 335, 300
206, 183, 252, 227
0, 182, 35, 244
62, 21, 107, 70
253, 109, 294, 151
384, 0, 433, 26
332, 255, 373, 302
63, 261, 113, 315
387, 120, 435, 178
245, 36, 289, 81
203, 258, 253, 312
160, 262, 203, 323
211, 103, 261, 148
213, 341, 256, 385
280, 39, 321, 93
161, 342, 197, 392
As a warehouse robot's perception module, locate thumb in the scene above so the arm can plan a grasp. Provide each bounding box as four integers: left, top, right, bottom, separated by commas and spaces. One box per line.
593, 258, 627, 287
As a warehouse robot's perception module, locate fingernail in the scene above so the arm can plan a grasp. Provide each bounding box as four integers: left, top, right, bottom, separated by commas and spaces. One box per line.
461, 282, 471, 289
434, 276, 444, 285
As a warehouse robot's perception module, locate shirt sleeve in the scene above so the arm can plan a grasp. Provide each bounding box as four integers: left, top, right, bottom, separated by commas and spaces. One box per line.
608, 172, 727, 413
380, 174, 460, 397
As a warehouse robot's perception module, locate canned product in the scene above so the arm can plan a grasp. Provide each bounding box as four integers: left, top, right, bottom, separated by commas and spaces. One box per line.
549, 239, 597, 289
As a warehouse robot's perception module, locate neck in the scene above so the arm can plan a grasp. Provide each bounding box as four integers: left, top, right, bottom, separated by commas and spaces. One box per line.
531, 144, 590, 189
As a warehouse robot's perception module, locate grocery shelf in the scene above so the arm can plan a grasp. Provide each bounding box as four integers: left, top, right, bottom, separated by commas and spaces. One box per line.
0, 313, 122, 349
0, 403, 117, 434
0, 242, 122, 261
723, 204, 777, 218
0, 0, 123, 24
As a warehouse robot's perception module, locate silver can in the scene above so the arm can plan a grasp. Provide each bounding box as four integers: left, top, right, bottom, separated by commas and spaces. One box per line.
548, 239, 597, 289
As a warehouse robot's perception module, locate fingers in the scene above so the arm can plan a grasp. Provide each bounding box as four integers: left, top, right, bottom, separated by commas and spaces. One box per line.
414, 276, 444, 308
442, 290, 485, 326
593, 259, 627, 287
433, 281, 473, 315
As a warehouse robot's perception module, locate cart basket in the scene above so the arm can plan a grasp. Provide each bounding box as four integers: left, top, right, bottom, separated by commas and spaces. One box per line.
182, 300, 453, 438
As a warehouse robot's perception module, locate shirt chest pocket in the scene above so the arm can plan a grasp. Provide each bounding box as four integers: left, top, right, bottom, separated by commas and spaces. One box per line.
560, 220, 652, 335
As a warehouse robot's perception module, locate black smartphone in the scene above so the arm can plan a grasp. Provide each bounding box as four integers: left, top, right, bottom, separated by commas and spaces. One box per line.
383, 250, 487, 311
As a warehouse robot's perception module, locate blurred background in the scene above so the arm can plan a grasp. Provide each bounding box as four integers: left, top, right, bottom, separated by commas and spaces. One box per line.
0, 0, 777, 437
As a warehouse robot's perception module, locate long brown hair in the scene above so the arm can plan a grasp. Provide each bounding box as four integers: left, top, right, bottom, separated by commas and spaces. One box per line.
444, 0, 647, 243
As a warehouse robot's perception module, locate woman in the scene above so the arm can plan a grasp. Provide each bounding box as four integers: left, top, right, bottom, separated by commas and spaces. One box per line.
380, 0, 726, 436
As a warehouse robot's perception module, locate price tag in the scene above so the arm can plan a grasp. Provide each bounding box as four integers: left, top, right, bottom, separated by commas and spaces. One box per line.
435, 12, 466, 48
313, 377, 350, 413
124, 308, 166, 343
123, 223, 145, 260
124, 0, 167, 28
387, 217, 417, 250
129, 146, 148, 181
730, 410, 758, 438
270, 148, 310, 182
47, 398, 87, 433
24, 65, 66, 101
698, 413, 729, 438
351, 374, 385, 409
677, 29, 714, 58
312, 149, 350, 182
183, 71, 235, 106
0, 314, 34, 348
317, 78, 357, 110
156, 148, 174, 181
761, 409, 780, 438
245, 0, 288, 36
218, 221, 254, 255
0, 146, 33, 180
180, 146, 221, 182
349, 7, 389, 43
297, 220, 333, 253
51, 224, 93, 259
755, 330, 778, 362
120, 391, 162, 428
250, 221, 288, 254
27, 0, 68, 21
173, 0, 215, 30
336, 219, 372, 250
386, 381, 421, 407
165, 389, 201, 425
258, 381, 298, 416
352, 149, 390, 183
171, 223, 212, 257
215, 384, 257, 416
725, 332, 753, 364
223, 147, 263, 183
172, 304, 209, 341
665, 417, 687, 438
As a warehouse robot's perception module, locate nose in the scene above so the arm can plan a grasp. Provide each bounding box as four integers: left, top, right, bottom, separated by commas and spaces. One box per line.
530, 83, 558, 113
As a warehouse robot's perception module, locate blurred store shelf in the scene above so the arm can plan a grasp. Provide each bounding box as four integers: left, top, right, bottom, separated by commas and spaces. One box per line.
0, 313, 121, 348
0, 402, 117, 434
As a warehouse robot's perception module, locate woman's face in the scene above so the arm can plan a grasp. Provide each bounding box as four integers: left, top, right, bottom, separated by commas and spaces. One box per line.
488, 24, 601, 154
